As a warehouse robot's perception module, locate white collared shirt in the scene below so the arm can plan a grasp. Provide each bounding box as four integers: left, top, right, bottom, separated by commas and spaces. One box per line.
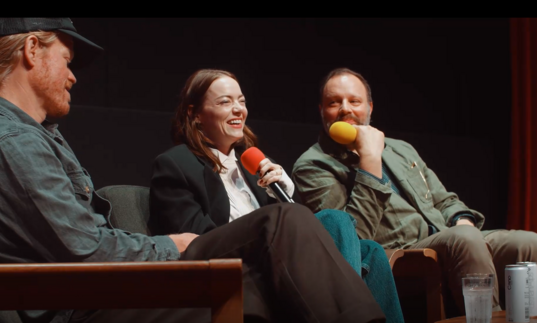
210, 148, 295, 222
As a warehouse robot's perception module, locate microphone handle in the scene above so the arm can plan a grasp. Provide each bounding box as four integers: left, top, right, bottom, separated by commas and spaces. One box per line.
268, 182, 295, 203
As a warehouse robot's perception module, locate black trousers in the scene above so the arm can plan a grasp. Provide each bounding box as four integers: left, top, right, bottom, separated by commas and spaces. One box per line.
70, 203, 385, 323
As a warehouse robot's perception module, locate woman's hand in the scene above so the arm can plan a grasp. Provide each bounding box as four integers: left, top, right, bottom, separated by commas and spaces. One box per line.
256, 158, 284, 188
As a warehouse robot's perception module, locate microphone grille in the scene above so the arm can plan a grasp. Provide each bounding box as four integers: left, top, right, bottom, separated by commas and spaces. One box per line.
240, 147, 266, 175
329, 122, 356, 145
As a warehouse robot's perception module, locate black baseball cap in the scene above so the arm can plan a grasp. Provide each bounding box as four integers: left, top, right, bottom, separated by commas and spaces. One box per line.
0, 17, 103, 69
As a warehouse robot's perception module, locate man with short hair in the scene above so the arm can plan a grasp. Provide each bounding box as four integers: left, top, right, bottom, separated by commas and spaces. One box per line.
292, 67, 537, 317
0, 19, 386, 323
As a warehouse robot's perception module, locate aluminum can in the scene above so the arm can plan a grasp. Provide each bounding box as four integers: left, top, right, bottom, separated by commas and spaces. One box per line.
517, 262, 537, 317
506, 264, 530, 322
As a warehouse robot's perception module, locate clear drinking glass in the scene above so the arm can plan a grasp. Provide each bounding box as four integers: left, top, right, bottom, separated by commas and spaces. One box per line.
462, 275, 494, 323
466, 273, 494, 279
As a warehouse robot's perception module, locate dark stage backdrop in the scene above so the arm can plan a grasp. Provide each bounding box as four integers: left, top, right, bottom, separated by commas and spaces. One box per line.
66, 17, 511, 230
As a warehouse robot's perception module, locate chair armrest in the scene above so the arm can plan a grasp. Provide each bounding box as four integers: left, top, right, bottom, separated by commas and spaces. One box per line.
385, 249, 405, 269
401, 248, 438, 262
389, 248, 444, 322
391, 248, 439, 277
0, 259, 242, 314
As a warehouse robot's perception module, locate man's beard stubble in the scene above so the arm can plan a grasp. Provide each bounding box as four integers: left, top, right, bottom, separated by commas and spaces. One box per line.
323, 111, 372, 134
335, 113, 370, 126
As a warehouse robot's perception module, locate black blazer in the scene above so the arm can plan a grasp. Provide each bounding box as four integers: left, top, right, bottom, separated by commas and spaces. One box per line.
149, 144, 277, 235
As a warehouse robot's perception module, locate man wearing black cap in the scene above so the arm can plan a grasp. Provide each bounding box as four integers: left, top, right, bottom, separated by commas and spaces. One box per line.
0, 18, 386, 323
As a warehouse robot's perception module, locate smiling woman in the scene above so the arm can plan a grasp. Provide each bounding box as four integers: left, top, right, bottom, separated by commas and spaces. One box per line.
154, 68, 294, 228
149, 68, 405, 323
194, 75, 247, 155
169, 69, 258, 173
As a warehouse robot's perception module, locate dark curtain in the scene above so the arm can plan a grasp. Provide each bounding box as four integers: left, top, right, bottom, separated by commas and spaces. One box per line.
508, 18, 537, 231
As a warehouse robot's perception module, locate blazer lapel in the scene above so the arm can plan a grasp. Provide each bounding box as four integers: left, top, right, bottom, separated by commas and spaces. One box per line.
200, 158, 230, 227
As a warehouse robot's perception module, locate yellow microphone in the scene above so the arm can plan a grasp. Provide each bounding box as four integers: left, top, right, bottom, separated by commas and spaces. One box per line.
329, 121, 357, 144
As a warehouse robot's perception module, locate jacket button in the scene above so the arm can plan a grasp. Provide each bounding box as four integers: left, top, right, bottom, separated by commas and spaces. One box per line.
85, 186, 90, 194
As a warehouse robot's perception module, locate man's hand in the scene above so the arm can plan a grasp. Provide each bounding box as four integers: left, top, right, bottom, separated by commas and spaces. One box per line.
352, 125, 384, 178
455, 218, 475, 227
168, 233, 199, 253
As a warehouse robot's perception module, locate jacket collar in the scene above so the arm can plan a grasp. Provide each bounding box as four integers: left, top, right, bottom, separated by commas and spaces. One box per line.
195, 145, 269, 225
0, 96, 64, 144
318, 130, 360, 167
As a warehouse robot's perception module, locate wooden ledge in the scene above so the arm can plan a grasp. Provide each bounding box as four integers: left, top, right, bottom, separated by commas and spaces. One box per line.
0, 259, 243, 311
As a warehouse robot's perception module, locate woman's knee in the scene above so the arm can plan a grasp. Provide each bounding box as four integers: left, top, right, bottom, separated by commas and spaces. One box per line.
278, 203, 317, 227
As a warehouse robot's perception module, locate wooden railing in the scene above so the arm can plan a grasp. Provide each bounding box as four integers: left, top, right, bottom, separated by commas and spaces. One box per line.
0, 259, 243, 323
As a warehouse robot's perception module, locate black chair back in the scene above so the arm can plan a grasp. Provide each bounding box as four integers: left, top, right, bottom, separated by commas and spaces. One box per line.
96, 185, 151, 235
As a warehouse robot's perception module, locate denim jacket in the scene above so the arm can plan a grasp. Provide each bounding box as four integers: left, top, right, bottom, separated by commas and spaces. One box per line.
0, 97, 180, 323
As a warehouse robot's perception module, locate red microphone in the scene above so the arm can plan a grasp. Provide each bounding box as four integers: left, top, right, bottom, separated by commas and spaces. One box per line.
241, 147, 294, 203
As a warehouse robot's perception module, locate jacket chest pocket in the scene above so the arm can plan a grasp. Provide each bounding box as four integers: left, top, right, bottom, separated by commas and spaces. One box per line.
406, 166, 432, 205
67, 168, 94, 207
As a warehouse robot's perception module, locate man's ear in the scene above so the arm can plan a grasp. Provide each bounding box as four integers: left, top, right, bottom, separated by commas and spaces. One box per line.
369, 101, 374, 115
22, 35, 40, 68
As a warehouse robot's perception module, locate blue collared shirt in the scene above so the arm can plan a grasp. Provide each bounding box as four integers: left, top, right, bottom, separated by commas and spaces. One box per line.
0, 97, 180, 323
